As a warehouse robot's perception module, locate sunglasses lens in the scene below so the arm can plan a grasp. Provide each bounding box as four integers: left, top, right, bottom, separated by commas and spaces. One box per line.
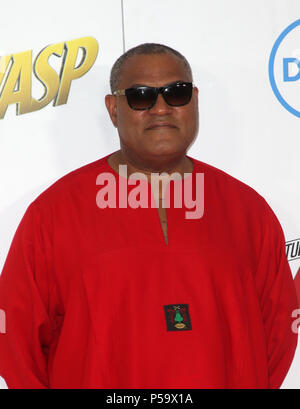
124, 83, 193, 110
164, 83, 193, 106
126, 88, 156, 110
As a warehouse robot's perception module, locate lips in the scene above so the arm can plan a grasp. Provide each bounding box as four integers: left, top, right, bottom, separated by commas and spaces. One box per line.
145, 122, 177, 130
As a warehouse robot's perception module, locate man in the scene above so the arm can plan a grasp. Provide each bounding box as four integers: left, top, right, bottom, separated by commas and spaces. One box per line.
0, 43, 298, 389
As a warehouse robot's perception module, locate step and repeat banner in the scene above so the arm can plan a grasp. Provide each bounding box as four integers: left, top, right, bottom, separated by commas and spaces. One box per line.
0, 0, 299, 388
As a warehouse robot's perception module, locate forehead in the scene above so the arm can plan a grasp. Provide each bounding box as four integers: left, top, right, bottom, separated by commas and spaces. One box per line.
119, 53, 191, 88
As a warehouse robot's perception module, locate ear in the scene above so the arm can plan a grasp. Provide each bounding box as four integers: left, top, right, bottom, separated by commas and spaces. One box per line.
193, 86, 199, 99
105, 94, 118, 128
193, 86, 199, 108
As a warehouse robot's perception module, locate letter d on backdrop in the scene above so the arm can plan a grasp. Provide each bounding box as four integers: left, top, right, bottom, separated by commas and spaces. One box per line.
283, 57, 300, 82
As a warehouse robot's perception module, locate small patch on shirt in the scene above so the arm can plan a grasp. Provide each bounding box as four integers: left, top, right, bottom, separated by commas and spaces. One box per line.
163, 304, 192, 331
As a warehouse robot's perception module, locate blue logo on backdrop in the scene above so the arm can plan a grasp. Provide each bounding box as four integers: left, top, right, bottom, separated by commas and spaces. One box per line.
269, 19, 300, 117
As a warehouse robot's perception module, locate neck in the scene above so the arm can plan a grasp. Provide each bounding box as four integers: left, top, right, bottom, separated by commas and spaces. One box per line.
108, 149, 193, 182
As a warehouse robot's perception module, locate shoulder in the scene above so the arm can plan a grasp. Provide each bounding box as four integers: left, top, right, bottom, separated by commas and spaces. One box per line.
30, 154, 111, 209
190, 157, 287, 253
190, 156, 268, 211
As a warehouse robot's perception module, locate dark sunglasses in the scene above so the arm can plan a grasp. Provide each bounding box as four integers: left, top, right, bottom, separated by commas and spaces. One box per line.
113, 81, 194, 110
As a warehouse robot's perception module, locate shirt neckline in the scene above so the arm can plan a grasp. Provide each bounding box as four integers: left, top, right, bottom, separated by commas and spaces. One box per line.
103, 151, 197, 184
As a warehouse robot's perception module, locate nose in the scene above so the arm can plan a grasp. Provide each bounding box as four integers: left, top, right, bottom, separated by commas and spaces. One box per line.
149, 93, 172, 115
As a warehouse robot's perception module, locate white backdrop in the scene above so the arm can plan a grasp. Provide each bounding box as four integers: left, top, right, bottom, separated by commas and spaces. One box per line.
0, 0, 299, 388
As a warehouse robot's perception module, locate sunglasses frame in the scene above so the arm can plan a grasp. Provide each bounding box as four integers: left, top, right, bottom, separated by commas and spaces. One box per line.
113, 81, 195, 110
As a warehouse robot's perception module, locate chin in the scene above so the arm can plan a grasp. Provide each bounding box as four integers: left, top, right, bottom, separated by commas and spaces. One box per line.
145, 144, 184, 159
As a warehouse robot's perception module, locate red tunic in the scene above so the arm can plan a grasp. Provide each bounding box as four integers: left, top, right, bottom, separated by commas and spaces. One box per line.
0, 152, 298, 388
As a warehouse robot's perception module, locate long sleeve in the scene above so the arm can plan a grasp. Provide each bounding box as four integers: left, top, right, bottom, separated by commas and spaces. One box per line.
255, 200, 298, 389
0, 201, 56, 388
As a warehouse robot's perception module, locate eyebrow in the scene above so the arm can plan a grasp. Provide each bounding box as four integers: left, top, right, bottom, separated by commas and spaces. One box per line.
129, 83, 148, 88
128, 80, 187, 89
